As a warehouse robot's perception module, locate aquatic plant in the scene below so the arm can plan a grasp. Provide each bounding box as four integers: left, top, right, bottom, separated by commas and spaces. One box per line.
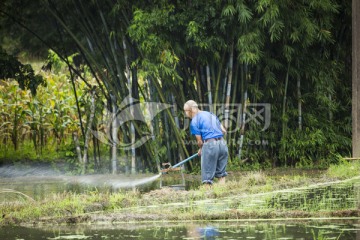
311, 229, 343, 240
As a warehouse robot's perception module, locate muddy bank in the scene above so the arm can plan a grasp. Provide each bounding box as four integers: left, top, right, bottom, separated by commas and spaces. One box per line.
4, 205, 359, 227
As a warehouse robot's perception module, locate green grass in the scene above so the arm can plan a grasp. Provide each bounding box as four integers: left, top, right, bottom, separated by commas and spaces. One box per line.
0, 139, 70, 162
0, 139, 112, 173
327, 160, 360, 179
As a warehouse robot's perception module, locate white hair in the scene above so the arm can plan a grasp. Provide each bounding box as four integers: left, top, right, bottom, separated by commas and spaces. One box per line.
184, 100, 198, 109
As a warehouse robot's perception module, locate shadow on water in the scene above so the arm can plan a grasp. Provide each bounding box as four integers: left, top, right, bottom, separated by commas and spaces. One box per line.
0, 219, 359, 239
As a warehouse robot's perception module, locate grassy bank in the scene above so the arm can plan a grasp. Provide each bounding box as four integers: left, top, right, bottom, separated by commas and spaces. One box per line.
1, 161, 359, 226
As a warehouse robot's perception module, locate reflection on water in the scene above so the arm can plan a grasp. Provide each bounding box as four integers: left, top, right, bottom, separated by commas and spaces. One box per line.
0, 220, 359, 239
196, 226, 219, 239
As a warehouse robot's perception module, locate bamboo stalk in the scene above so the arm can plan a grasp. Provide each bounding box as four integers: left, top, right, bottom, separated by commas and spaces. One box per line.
224, 43, 234, 131
195, 68, 203, 103
281, 62, 290, 166
82, 89, 96, 174
73, 132, 83, 165
147, 76, 161, 173
206, 64, 213, 111
230, 62, 239, 155
238, 91, 248, 159
122, 38, 136, 174
111, 96, 118, 174
214, 52, 226, 104
297, 76, 302, 130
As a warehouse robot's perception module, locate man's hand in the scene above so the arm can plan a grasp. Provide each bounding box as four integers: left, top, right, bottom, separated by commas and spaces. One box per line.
198, 148, 202, 157
195, 135, 203, 148
221, 124, 227, 135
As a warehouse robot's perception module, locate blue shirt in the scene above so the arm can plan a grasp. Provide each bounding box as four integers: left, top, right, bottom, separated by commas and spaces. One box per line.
190, 111, 223, 141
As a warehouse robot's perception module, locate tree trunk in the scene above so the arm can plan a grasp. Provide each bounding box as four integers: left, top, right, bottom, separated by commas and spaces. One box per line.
357, 183, 360, 240
353, 0, 360, 158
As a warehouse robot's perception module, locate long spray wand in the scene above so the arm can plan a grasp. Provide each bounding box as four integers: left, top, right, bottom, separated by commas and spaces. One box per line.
161, 153, 198, 173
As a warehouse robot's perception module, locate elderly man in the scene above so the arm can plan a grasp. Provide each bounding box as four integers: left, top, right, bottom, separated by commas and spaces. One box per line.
183, 100, 228, 187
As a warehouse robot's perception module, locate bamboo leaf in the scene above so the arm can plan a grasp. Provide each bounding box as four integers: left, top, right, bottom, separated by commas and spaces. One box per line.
222, 4, 236, 17
269, 20, 284, 42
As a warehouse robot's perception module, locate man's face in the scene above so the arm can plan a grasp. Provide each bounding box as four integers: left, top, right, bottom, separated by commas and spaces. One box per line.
183, 105, 192, 118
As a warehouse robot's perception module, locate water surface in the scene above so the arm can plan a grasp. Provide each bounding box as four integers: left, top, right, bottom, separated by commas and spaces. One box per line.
1, 220, 359, 239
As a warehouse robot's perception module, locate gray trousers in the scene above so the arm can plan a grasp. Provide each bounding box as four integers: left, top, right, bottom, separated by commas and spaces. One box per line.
201, 139, 228, 184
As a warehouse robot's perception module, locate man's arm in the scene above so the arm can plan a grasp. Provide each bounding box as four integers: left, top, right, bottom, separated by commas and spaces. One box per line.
195, 135, 203, 156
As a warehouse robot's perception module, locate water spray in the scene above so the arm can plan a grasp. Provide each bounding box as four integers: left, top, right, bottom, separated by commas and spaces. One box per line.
110, 173, 162, 188
0, 154, 198, 196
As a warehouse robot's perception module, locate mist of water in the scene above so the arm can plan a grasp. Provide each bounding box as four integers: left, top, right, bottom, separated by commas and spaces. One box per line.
0, 164, 62, 178
71, 173, 162, 189
0, 164, 163, 191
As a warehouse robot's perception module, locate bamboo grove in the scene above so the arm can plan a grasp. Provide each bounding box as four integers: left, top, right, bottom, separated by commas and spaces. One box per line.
0, 0, 352, 173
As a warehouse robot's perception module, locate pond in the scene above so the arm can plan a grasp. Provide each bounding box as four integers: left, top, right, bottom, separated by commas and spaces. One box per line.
1, 219, 359, 239
1, 165, 359, 239
0, 164, 199, 202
